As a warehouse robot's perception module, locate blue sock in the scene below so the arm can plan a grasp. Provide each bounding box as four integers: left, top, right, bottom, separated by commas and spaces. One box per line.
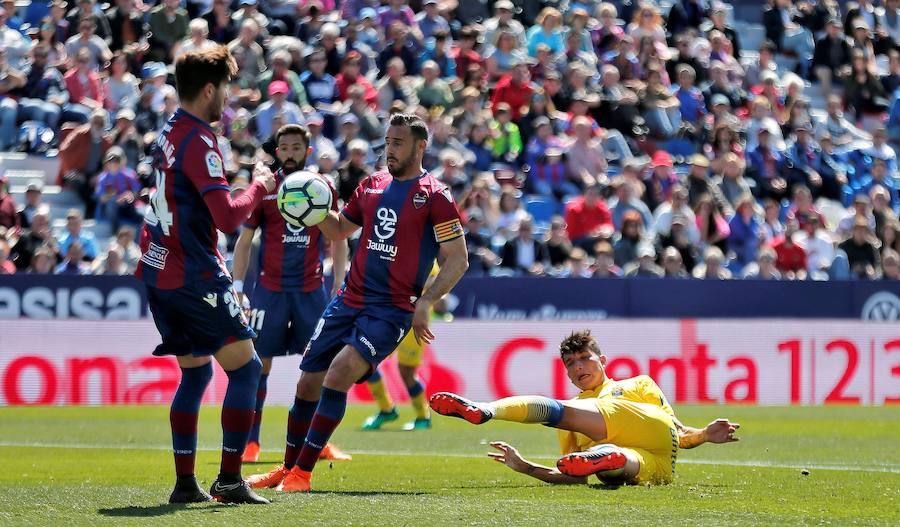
297, 387, 347, 471
220, 355, 262, 479
248, 373, 269, 444
170, 362, 212, 477
284, 396, 318, 468
368, 369, 382, 383
406, 379, 424, 398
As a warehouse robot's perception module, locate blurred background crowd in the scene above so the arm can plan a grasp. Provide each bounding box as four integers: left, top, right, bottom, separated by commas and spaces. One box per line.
1, 0, 900, 281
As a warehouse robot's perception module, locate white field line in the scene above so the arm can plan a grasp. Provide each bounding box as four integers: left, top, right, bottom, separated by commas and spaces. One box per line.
0, 441, 898, 474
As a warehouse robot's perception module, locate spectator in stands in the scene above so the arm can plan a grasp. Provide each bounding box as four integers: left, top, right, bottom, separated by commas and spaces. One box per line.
253, 81, 304, 141
694, 192, 730, 254
660, 246, 689, 278
0, 237, 14, 273
844, 50, 888, 131
65, 14, 111, 70
148, 0, 188, 62
259, 49, 308, 107
0, 172, 18, 232
28, 246, 56, 273
613, 210, 643, 267
742, 246, 782, 279
36, 15, 69, 69
500, 215, 549, 276
15, 44, 66, 132
727, 194, 763, 271
812, 17, 852, 100
624, 243, 664, 277
59, 109, 112, 217
711, 153, 751, 213
104, 52, 139, 115
10, 207, 58, 270
0, 47, 25, 151
815, 132, 850, 202
463, 207, 499, 276
747, 128, 789, 201
795, 215, 835, 280
336, 51, 379, 109
63, 48, 104, 123
64, 0, 110, 42
764, 0, 815, 75
0, 7, 29, 69
58, 208, 98, 261
91, 243, 127, 275
692, 246, 732, 279
592, 240, 623, 278
415, 60, 453, 110
673, 64, 706, 133
839, 217, 880, 279
16, 180, 43, 230
115, 225, 140, 270
771, 218, 807, 279
564, 184, 613, 254
851, 158, 899, 213
654, 184, 699, 246
659, 214, 699, 272
558, 247, 593, 278
489, 103, 522, 164
543, 215, 572, 269
881, 249, 900, 280
54, 239, 90, 274
815, 95, 871, 148
204, 0, 237, 44
106, 0, 146, 56
667, 0, 708, 39
172, 18, 216, 58
94, 147, 142, 232
609, 177, 653, 230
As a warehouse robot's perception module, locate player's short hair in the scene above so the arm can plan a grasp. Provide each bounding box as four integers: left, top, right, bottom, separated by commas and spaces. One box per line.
559, 330, 602, 359
276, 123, 310, 147
389, 113, 429, 143
174, 45, 237, 102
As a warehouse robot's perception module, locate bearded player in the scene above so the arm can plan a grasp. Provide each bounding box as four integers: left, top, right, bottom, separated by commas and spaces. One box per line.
431, 330, 740, 485
232, 123, 350, 463
247, 113, 469, 492
136, 46, 274, 504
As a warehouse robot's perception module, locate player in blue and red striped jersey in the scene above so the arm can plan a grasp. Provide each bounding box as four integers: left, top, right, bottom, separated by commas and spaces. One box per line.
247, 113, 469, 492
136, 46, 274, 505
231, 123, 350, 463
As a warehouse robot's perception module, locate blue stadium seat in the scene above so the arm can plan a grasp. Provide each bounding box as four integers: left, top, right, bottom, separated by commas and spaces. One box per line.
525, 195, 556, 228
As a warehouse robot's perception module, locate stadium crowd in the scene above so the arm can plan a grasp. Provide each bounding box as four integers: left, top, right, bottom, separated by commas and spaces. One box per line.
1, 0, 900, 280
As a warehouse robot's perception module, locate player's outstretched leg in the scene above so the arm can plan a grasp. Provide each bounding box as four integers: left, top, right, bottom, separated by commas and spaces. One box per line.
362, 369, 399, 430
168, 361, 213, 504
209, 352, 269, 504
401, 373, 431, 431
243, 360, 271, 463
556, 444, 629, 479
430, 393, 566, 427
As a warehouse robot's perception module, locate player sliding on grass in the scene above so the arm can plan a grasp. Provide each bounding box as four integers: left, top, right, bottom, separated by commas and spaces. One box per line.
431, 330, 740, 485
247, 113, 469, 492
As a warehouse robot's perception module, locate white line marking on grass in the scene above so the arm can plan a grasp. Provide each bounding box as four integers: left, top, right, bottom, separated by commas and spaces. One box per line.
1, 441, 898, 474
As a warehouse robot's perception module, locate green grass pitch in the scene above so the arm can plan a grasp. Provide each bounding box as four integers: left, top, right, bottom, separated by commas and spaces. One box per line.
0, 405, 897, 526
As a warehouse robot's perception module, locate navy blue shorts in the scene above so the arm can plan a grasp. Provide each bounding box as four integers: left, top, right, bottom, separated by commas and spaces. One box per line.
300, 296, 413, 381
249, 284, 329, 357
146, 277, 256, 357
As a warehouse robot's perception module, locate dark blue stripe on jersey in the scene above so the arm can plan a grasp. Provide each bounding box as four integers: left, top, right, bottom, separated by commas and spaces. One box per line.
341, 209, 361, 226
200, 184, 230, 196
361, 178, 414, 306
174, 128, 218, 282
414, 219, 439, 297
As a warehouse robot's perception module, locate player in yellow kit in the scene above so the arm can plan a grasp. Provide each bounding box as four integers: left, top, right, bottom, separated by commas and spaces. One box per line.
430, 330, 740, 485
362, 263, 443, 431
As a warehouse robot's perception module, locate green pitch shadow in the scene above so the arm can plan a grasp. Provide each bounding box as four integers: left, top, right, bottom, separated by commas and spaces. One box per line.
98, 504, 207, 517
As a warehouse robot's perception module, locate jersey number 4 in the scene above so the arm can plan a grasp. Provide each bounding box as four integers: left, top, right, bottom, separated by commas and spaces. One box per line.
145, 168, 174, 235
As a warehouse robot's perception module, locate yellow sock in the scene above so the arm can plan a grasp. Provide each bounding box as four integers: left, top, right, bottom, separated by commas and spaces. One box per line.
369, 376, 394, 413
489, 396, 564, 425
407, 380, 429, 419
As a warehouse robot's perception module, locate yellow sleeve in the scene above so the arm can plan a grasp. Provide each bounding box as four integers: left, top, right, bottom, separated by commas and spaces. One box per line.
635, 375, 675, 416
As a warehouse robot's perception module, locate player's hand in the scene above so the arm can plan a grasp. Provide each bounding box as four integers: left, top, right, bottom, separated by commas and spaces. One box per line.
704, 418, 740, 444
411, 300, 434, 346
488, 441, 530, 473
236, 292, 251, 318
254, 161, 276, 192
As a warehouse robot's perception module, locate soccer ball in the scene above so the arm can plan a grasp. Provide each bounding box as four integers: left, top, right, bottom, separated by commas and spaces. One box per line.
277, 171, 332, 227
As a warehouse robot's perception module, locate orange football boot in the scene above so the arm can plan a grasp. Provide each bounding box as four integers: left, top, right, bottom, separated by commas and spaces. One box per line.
319, 442, 352, 461
276, 466, 312, 492
429, 392, 493, 424
242, 441, 260, 462
245, 464, 289, 489
556, 446, 627, 477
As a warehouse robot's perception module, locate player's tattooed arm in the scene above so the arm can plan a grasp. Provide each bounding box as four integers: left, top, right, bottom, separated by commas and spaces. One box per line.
488, 442, 587, 485
673, 416, 741, 449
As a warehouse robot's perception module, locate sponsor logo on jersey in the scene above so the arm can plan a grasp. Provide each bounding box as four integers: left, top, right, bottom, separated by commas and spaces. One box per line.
412, 191, 428, 209
140, 242, 168, 269
205, 151, 224, 180
370, 207, 399, 260
283, 222, 311, 245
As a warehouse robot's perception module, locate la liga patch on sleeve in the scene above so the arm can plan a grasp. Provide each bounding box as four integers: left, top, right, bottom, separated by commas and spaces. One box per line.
205, 151, 225, 180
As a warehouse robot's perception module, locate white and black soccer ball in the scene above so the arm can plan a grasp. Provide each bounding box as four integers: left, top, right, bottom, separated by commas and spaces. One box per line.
276, 171, 333, 227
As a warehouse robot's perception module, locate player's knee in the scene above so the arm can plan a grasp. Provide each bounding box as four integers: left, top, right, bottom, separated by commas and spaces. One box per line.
229, 353, 262, 380
398, 365, 417, 386
297, 370, 325, 399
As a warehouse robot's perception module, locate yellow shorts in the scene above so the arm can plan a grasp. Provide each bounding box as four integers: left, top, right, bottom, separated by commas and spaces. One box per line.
593, 399, 678, 485
395, 329, 423, 368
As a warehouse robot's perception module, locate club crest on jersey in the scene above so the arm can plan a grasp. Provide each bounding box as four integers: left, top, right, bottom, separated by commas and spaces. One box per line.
412, 191, 428, 209
205, 151, 224, 180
